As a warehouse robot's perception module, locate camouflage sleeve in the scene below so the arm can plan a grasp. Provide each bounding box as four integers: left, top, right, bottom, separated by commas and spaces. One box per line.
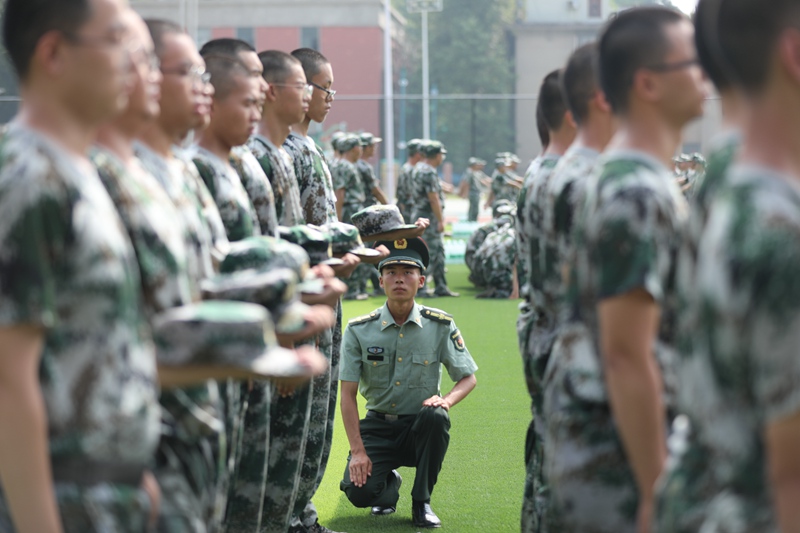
332, 165, 346, 191
0, 176, 69, 328
339, 326, 362, 383
420, 169, 438, 196
593, 186, 672, 302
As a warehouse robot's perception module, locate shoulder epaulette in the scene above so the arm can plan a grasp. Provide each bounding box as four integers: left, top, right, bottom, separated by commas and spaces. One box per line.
348, 310, 382, 326
421, 306, 453, 324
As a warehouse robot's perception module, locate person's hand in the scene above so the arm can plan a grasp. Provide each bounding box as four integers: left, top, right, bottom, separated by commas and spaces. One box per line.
276, 304, 335, 345
636, 495, 654, 533
348, 449, 373, 487
302, 278, 347, 308
311, 264, 335, 280
274, 345, 328, 396
422, 395, 451, 411
414, 217, 431, 230
141, 470, 161, 531
358, 245, 390, 265
441, 182, 454, 193
332, 253, 361, 279
437, 219, 445, 233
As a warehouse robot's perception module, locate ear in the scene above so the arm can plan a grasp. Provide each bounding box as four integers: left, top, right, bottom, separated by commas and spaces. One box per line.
564, 109, 577, 130
33, 30, 68, 78
379, 274, 385, 288
778, 27, 800, 86
632, 68, 660, 105
418, 274, 426, 287
594, 89, 612, 114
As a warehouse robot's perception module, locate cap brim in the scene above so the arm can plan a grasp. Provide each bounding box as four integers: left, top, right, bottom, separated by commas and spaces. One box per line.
349, 246, 383, 258
298, 277, 326, 295
321, 257, 346, 267
379, 258, 425, 270
359, 223, 419, 238
373, 137, 383, 143
275, 300, 310, 335
248, 346, 312, 379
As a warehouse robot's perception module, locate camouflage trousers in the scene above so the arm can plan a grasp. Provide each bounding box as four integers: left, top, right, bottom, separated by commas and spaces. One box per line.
468, 194, 480, 222
359, 265, 381, 294
290, 302, 342, 529
260, 381, 313, 532
0, 482, 151, 533
345, 263, 372, 298
421, 222, 449, 294
541, 324, 638, 533
223, 380, 273, 532
156, 383, 227, 533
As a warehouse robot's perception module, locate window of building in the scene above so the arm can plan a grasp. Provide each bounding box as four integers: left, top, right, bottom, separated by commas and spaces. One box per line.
301, 27, 320, 51
589, 0, 602, 18
237, 27, 255, 47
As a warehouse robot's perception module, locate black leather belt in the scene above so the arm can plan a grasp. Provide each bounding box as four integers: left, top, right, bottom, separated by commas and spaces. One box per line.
51, 458, 146, 487
367, 410, 414, 422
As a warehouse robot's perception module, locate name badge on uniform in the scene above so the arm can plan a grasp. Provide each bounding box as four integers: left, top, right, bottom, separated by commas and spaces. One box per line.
367, 347, 385, 361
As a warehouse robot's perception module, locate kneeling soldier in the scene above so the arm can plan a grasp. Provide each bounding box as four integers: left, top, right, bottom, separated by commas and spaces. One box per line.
339, 237, 478, 528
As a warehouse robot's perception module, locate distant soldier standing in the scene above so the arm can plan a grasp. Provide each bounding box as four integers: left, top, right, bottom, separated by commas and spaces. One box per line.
397, 139, 423, 222
460, 157, 489, 222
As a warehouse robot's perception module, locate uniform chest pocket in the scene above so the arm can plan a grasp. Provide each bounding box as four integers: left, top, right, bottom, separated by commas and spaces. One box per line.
409, 353, 438, 389
362, 352, 392, 388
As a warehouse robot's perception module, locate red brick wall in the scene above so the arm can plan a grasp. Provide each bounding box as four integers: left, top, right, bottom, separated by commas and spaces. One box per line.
211, 27, 235, 38
255, 28, 300, 52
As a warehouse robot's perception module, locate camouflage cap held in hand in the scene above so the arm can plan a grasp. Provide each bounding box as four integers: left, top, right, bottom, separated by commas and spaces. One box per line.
220, 236, 309, 279
278, 224, 343, 267
351, 204, 418, 237
152, 300, 311, 378
323, 221, 383, 258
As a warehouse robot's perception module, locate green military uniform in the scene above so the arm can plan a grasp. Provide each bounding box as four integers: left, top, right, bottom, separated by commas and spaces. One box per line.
491, 167, 519, 206
0, 123, 161, 532
248, 134, 305, 227
339, 301, 478, 507
543, 150, 686, 532
464, 159, 488, 222
284, 131, 344, 531
653, 135, 738, 533
396, 161, 417, 223
230, 145, 279, 238
473, 216, 517, 298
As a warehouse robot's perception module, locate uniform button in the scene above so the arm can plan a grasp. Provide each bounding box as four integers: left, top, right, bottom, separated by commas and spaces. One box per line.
398, 357, 403, 362
399, 334, 404, 338
373, 362, 377, 366
424, 360, 429, 365
395, 381, 400, 386
392, 403, 396, 408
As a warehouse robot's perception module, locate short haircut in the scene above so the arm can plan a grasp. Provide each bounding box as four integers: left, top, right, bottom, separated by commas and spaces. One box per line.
202, 53, 250, 99
598, 6, 685, 113
200, 37, 255, 58
2, 0, 92, 78
258, 50, 301, 84
145, 19, 184, 57
291, 48, 329, 81
536, 101, 550, 148
538, 69, 568, 132
561, 43, 600, 126
694, 0, 732, 93
717, 0, 800, 94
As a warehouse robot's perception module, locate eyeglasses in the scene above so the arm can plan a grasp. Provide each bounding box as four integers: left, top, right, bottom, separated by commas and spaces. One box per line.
161, 64, 212, 85
646, 58, 700, 73
272, 82, 314, 99
310, 82, 336, 100
130, 44, 161, 72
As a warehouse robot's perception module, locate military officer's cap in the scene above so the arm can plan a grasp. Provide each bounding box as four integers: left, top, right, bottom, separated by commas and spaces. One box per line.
152, 301, 311, 378
351, 204, 418, 237
359, 132, 383, 146
338, 133, 362, 152
468, 157, 486, 166
375, 236, 430, 271
420, 140, 447, 158
407, 138, 424, 155
278, 224, 344, 267
323, 221, 383, 258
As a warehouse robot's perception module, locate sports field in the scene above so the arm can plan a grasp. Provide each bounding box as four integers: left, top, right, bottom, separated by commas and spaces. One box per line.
314, 264, 530, 532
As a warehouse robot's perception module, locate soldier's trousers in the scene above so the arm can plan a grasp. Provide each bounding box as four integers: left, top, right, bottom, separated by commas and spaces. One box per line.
290, 303, 342, 529
421, 223, 449, 294
345, 263, 372, 297
259, 382, 313, 532
340, 406, 450, 507
468, 195, 480, 222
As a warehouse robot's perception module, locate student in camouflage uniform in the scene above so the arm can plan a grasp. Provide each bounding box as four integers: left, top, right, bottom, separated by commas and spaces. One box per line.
396, 139, 423, 222
473, 214, 518, 299
248, 50, 308, 229
465, 201, 515, 287
515, 68, 577, 533
199, 38, 280, 239
485, 156, 520, 209
0, 1, 161, 531
356, 132, 387, 296
460, 157, 489, 222
542, 8, 705, 532
412, 141, 459, 297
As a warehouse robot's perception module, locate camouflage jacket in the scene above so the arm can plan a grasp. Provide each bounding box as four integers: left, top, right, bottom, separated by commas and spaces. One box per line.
658, 164, 800, 533
357, 159, 380, 206
491, 170, 519, 203
464, 168, 487, 198
284, 132, 337, 226
191, 146, 261, 242
247, 134, 305, 226
396, 161, 416, 212
0, 123, 160, 465
474, 221, 517, 291
332, 158, 365, 220
135, 142, 229, 268
230, 145, 279, 238
411, 161, 443, 220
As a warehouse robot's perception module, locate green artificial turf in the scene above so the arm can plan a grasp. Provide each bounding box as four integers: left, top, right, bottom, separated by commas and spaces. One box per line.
313, 264, 531, 532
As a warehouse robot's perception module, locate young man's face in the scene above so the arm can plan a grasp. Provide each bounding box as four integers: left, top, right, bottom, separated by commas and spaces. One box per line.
345, 145, 362, 162
125, 15, 161, 122
157, 33, 210, 135
380, 264, 425, 303
60, 0, 134, 122
653, 20, 707, 126
238, 50, 269, 96
211, 75, 263, 149
362, 143, 375, 159
273, 63, 310, 126
307, 61, 334, 123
